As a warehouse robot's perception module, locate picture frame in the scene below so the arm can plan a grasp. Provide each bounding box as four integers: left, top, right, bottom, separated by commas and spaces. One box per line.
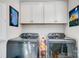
69, 5, 79, 27
9, 6, 19, 27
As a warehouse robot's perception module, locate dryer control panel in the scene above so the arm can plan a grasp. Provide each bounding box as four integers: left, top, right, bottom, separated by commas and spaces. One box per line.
48, 33, 65, 39
20, 33, 39, 39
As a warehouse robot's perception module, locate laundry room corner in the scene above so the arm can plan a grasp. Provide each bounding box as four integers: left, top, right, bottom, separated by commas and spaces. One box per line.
0, 0, 79, 58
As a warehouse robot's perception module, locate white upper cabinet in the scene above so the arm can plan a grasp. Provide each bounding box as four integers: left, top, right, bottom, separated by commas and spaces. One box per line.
21, 2, 43, 23
44, 2, 56, 23
21, 3, 32, 23
56, 1, 67, 23
21, 1, 68, 24
31, 3, 43, 23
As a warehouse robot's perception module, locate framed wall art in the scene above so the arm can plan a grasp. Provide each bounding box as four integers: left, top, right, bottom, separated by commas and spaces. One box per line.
69, 5, 79, 27
9, 6, 19, 27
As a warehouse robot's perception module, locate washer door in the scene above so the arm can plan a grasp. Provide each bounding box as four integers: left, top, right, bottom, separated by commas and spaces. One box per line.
47, 43, 77, 58
47, 39, 77, 58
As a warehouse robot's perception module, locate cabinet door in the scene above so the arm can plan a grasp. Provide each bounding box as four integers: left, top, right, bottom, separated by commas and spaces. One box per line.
44, 2, 56, 23
56, 1, 67, 23
32, 3, 43, 23
21, 3, 32, 23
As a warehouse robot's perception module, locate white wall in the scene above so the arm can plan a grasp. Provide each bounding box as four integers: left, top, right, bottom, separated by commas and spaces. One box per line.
22, 24, 65, 37
0, 0, 21, 40
0, 2, 7, 40
0, 0, 21, 58
0, 40, 7, 58
65, 0, 79, 57
7, 0, 21, 39
0, 1, 8, 58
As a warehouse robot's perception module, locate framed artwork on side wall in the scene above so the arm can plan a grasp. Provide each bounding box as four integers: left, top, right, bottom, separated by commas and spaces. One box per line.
9, 6, 19, 27
69, 5, 79, 27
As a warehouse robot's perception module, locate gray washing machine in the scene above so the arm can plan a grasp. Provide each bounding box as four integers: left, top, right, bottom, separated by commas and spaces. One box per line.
7, 33, 39, 58
47, 33, 77, 58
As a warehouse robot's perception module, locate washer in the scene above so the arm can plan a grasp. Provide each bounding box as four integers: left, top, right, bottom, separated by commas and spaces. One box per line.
7, 33, 39, 58
47, 33, 77, 58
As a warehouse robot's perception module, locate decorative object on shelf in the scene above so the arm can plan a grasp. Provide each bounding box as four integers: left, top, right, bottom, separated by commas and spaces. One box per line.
69, 5, 79, 27
9, 6, 19, 27
39, 36, 47, 58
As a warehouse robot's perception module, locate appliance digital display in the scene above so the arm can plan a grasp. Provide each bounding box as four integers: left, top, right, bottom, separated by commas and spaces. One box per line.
69, 5, 79, 27
9, 6, 19, 27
